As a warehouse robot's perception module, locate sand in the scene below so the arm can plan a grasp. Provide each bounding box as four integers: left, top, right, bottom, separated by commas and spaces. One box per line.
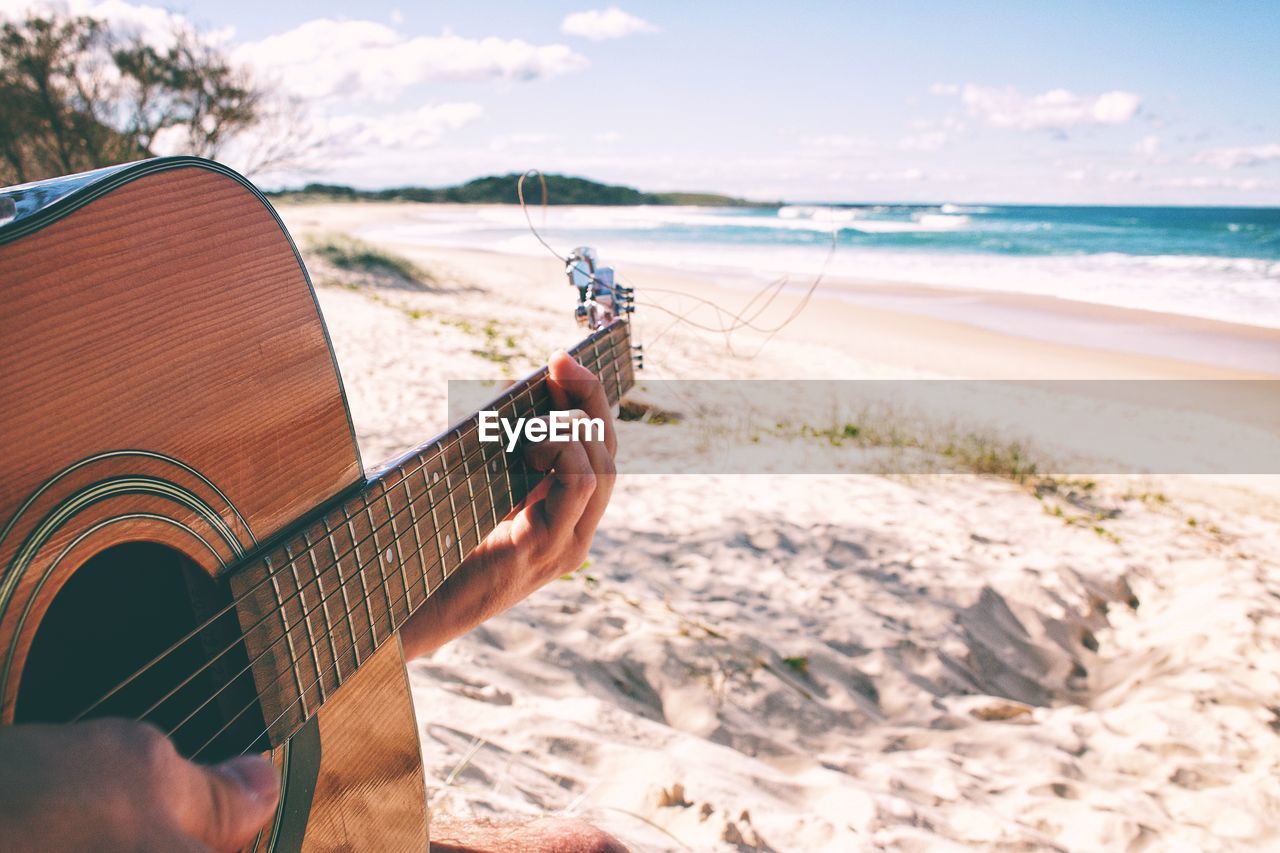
277, 201, 1280, 851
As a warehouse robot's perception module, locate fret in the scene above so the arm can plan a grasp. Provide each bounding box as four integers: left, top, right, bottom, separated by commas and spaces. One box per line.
458, 425, 484, 548
266, 554, 310, 720
483, 446, 503, 529
508, 382, 541, 501
492, 437, 514, 519
302, 527, 345, 688
220, 321, 633, 753
421, 459, 448, 594
361, 493, 398, 637
340, 501, 381, 653
284, 541, 327, 705
322, 513, 364, 668
380, 476, 414, 628
399, 471, 430, 605
588, 335, 604, 402
441, 436, 467, 572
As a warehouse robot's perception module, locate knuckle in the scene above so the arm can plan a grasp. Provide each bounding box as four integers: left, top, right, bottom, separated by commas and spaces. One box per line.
132, 723, 178, 775
569, 469, 597, 493
90, 718, 170, 762
599, 454, 617, 478
204, 772, 240, 847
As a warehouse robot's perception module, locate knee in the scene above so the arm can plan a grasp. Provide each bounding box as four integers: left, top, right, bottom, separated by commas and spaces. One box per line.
532, 817, 629, 853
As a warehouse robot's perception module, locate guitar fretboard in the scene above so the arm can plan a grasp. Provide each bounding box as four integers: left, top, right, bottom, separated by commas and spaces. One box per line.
227, 320, 634, 749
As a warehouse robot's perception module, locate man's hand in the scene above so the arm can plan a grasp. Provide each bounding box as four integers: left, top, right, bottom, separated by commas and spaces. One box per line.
0, 719, 280, 852
402, 351, 617, 658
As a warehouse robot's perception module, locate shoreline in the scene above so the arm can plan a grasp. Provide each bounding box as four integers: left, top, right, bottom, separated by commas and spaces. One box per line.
279, 201, 1279, 380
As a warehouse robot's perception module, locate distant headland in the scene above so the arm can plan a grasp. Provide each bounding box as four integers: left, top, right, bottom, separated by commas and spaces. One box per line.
266, 173, 775, 207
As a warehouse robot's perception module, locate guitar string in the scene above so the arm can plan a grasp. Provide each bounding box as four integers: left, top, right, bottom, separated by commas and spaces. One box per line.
182, 344, 632, 759
143, 415, 518, 740
66, 350, 554, 723
157, 374, 553, 746
84, 331, 627, 728
190, 516, 473, 762
68, 328, 628, 726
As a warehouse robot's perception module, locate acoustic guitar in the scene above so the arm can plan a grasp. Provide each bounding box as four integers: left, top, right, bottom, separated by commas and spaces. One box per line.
0, 157, 637, 851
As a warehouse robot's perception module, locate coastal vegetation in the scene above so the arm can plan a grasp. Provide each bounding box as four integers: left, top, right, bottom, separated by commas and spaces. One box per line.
269, 173, 770, 207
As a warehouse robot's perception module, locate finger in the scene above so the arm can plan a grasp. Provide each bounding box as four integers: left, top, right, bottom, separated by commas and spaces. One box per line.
517, 426, 596, 553
548, 351, 617, 456
574, 419, 617, 542
173, 754, 280, 852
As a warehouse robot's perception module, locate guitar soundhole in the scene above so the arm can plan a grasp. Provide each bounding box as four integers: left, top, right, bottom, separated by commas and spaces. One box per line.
15, 541, 267, 761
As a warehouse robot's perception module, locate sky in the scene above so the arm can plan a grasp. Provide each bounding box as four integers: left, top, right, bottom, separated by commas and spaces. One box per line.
6, 1, 1280, 203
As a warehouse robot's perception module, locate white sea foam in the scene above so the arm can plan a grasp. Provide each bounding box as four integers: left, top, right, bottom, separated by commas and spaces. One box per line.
357, 205, 1280, 330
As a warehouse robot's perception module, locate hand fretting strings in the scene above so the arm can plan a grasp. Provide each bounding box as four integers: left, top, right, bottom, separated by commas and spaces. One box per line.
66, 323, 631, 754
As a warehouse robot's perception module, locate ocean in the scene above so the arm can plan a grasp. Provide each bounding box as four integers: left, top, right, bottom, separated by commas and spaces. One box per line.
361, 202, 1280, 331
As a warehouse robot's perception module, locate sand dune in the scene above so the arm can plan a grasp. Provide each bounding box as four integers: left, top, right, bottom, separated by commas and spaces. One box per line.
281, 205, 1280, 851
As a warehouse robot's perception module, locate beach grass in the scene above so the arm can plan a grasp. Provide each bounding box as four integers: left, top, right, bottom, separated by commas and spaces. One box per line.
306, 234, 433, 285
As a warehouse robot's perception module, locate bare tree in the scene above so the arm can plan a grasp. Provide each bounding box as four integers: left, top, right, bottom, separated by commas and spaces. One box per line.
0, 12, 311, 185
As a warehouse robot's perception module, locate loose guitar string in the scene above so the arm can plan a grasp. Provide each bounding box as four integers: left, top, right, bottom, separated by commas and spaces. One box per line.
69, 330, 628, 727
75, 332, 627, 727
517, 171, 791, 340
517, 169, 791, 337
517, 170, 837, 350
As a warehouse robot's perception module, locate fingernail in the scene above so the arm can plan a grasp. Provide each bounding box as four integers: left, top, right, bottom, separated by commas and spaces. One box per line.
217, 755, 281, 809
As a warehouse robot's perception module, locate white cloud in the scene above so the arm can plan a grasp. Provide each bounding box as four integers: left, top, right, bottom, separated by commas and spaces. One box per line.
800, 134, 875, 152
1106, 169, 1142, 184
864, 168, 927, 182
561, 7, 657, 40
899, 131, 947, 151
1192, 143, 1280, 169
487, 131, 553, 151
1158, 175, 1267, 191
957, 84, 1141, 131
0, 0, 219, 48
1133, 135, 1161, 158
234, 19, 588, 102
327, 103, 484, 151
928, 83, 959, 96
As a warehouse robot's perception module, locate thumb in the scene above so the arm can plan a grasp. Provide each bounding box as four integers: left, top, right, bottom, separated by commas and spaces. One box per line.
176, 754, 280, 852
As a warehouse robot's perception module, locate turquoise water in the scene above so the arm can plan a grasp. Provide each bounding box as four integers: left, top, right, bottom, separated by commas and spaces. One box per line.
647, 204, 1280, 261
363, 203, 1280, 329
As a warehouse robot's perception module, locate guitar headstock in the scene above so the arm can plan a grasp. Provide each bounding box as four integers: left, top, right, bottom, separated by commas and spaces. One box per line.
566, 246, 635, 331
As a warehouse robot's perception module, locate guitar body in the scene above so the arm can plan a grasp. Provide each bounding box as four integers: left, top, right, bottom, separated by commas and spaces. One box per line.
0, 161, 427, 850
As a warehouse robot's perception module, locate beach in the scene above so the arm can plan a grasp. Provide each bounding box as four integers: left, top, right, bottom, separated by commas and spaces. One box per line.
279, 200, 1280, 851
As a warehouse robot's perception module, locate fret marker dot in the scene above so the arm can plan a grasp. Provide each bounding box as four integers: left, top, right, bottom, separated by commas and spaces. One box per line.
385, 548, 393, 563
445, 534, 453, 548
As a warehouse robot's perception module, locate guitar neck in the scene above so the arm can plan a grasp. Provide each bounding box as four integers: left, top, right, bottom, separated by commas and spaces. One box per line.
230, 319, 634, 747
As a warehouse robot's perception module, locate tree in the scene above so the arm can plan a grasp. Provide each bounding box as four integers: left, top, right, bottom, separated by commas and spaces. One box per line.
0, 12, 304, 185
